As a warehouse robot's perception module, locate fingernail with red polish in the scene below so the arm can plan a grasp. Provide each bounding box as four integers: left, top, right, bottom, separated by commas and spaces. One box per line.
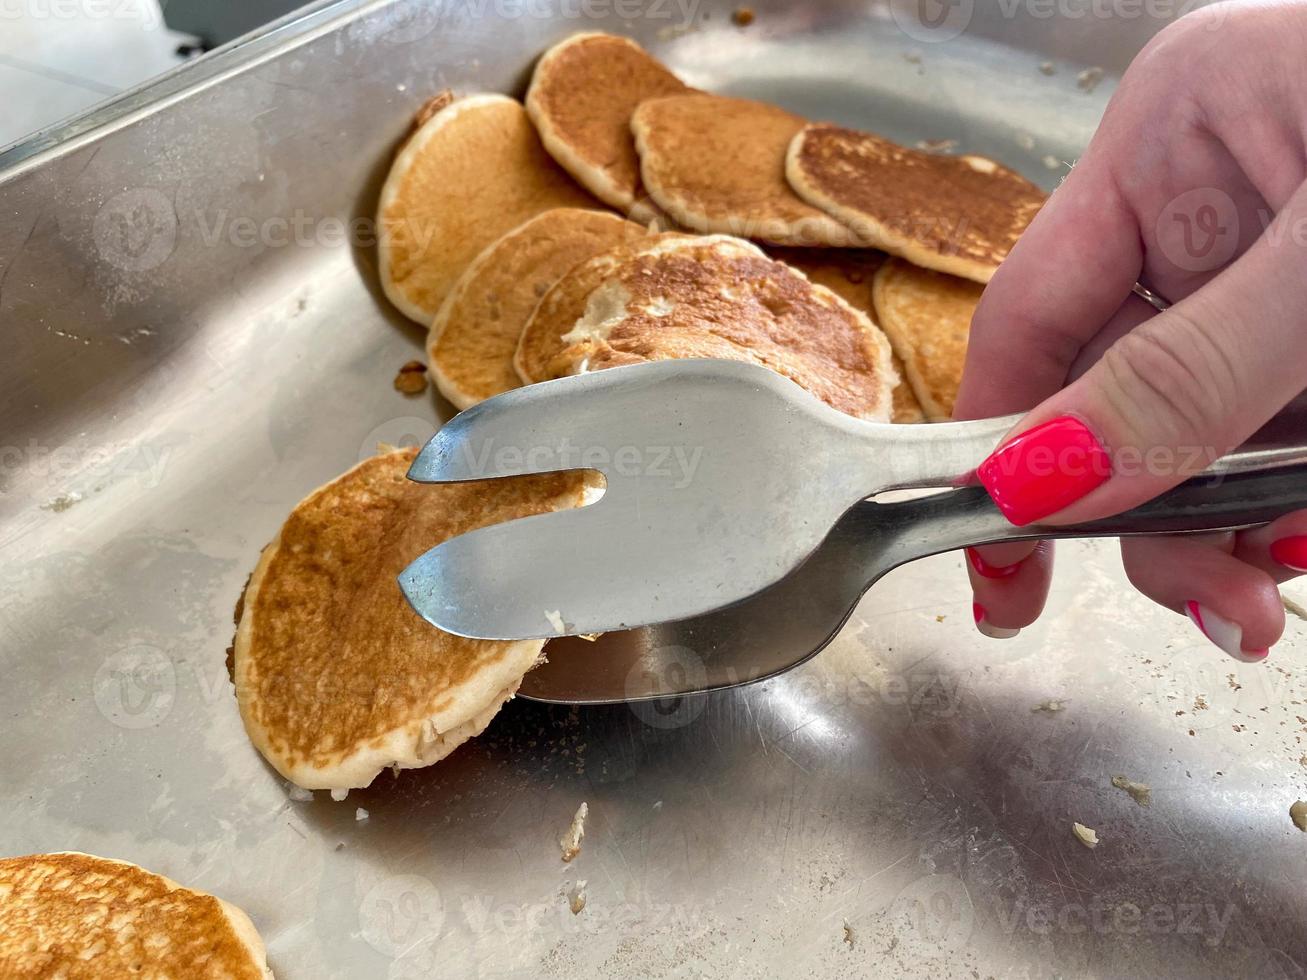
1185, 601, 1268, 663
1269, 536, 1307, 572
966, 547, 1022, 579
976, 416, 1111, 527
974, 601, 1019, 639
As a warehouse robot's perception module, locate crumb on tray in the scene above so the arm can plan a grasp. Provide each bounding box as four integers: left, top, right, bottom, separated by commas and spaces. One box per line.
1077, 66, 1105, 92
1072, 822, 1100, 849
1032, 698, 1068, 714
394, 360, 429, 395
561, 801, 589, 862
1111, 774, 1152, 807
568, 879, 588, 914
1291, 801, 1307, 832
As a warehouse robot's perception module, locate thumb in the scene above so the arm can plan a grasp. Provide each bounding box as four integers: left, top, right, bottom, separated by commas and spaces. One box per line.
975, 182, 1307, 527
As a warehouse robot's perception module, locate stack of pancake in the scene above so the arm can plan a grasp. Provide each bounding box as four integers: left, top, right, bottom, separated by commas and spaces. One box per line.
232, 31, 1045, 797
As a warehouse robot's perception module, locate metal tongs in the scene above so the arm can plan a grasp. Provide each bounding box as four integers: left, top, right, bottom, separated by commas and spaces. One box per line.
399, 360, 1307, 703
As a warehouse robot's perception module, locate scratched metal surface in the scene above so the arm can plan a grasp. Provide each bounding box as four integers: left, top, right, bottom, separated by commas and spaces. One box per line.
2, 0, 1305, 976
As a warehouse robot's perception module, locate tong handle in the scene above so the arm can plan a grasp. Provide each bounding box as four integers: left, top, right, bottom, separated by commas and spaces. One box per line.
899, 460, 1307, 566
1051, 461, 1307, 539
879, 401, 1307, 492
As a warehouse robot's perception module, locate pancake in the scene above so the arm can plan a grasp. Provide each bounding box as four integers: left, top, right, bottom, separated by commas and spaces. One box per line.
233, 448, 590, 790
0, 852, 273, 979
553, 235, 897, 420
378, 94, 596, 325
631, 94, 862, 247
513, 230, 684, 384
872, 257, 983, 420
786, 122, 1046, 283
526, 33, 690, 223
769, 247, 924, 423
427, 208, 646, 410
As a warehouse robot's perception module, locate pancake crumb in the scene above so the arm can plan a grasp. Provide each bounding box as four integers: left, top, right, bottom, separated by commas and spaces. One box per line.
394, 360, 429, 395
1077, 66, 1104, 93
842, 919, 855, 948
1291, 801, 1307, 832
732, 6, 754, 25
356, 807, 369, 822
1111, 775, 1152, 807
1072, 822, 1099, 849
41, 492, 83, 513
568, 880, 588, 914
1032, 698, 1068, 714
330, 788, 349, 802
1039, 61, 1056, 75
545, 609, 566, 634
561, 801, 589, 862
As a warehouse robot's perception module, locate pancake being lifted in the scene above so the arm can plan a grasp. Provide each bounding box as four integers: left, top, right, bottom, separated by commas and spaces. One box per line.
632, 94, 862, 247
378, 93, 595, 324
768, 247, 924, 423
787, 123, 1045, 282
427, 208, 646, 409
232, 448, 590, 791
872, 257, 983, 420
0, 852, 273, 979
549, 234, 898, 420
527, 33, 691, 222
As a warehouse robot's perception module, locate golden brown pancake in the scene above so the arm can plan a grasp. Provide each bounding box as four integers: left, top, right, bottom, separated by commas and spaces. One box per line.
0, 852, 273, 979
631, 94, 862, 247
872, 257, 983, 420
787, 123, 1045, 283
513, 230, 683, 384
553, 235, 897, 420
378, 94, 595, 325
427, 208, 646, 410
526, 33, 690, 223
768, 247, 924, 423
233, 448, 589, 790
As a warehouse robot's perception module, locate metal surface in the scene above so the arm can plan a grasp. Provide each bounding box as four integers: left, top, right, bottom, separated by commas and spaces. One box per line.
4, 1, 1306, 977
401, 360, 1307, 642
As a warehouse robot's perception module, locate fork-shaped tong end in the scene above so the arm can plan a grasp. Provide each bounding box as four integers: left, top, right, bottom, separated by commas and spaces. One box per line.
398, 360, 1025, 640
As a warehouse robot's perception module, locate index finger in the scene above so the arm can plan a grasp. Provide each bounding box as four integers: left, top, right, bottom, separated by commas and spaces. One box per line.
953, 153, 1143, 420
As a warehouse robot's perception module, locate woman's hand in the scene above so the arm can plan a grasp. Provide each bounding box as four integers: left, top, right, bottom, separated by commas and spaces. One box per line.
953, 0, 1307, 661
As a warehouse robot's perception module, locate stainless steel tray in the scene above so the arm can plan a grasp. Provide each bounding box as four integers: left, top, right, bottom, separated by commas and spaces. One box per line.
2, 1, 1304, 976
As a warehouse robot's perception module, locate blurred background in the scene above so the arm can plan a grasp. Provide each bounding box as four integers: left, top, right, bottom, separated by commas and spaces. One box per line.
1, 0, 304, 149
